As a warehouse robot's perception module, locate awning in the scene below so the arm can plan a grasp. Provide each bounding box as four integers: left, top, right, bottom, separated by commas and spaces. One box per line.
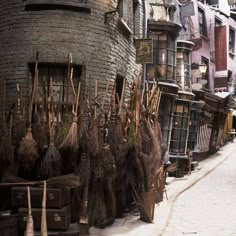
214, 91, 231, 99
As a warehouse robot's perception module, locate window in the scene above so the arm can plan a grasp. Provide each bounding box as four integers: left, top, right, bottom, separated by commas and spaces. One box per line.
30, 63, 83, 120
119, 0, 130, 27
198, 8, 207, 37
201, 56, 209, 89
176, 42, 192, 92
170, 101, 190, 155
115, 75, 125, 105
158, 95, 175, 145
229, 27, 235, 54
147, 32, 176, 82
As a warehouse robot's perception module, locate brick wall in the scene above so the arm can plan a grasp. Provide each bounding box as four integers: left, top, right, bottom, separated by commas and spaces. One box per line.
0, 0, 144, 113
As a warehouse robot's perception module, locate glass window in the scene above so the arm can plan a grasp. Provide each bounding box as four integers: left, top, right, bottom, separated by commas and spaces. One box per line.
170, 101, 190, 155
229, 27, 235, 53
147, 33, 176, 82
188, 110, 200, 150
176, 49, 191, 91
32, 63, 82, 121
201, 56, 209, 89
198, 8, 207, 37
119, 0, 130, 27
158, 95, 175, 145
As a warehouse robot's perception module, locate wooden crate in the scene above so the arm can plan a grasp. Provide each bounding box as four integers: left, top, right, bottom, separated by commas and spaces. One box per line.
18, 205, 71, 231
11, 186, 71, 209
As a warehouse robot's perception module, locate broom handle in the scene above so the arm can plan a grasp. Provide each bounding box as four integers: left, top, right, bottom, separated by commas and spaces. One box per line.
94, 79, 98, 118
101, 79, 110, 110
29, 52, 39, 127
66, 53, 72, 114
3, 80, 6, 121
49, 77, 55, 143
118, 79, 126, 116
74, 81, 81, 116
108, 81, 116, 114
41, 180, 47, 236
27, 186, 32, 216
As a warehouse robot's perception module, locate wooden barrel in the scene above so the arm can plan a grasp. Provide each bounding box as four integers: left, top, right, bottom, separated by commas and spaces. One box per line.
0, 211, 18, 236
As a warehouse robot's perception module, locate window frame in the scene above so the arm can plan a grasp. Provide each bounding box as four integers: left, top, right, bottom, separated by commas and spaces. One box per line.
29, 62, 83, 120
147, 33, 176, 82
229, 27, 235, 54
198, 7, 207, 37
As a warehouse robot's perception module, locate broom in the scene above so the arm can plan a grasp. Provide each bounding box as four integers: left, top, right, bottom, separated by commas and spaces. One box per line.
59, 79, 81, 174
40, 180, 47, 236
32, 76, 48, 152
3, 174, 80, 188
39, 78, 62, 179
18, 52, 39, 171
0, 80, 15, 181
24, 186, 34, 236
59, 80, 81, 152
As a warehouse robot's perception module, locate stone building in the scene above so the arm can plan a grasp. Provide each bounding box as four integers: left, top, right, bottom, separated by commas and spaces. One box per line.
0, 0, 145, 115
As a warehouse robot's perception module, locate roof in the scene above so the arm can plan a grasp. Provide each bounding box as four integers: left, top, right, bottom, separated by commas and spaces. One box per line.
214, 92, 231, 99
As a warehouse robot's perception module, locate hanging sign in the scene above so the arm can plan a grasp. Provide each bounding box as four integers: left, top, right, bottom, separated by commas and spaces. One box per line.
135, 39, 153, 64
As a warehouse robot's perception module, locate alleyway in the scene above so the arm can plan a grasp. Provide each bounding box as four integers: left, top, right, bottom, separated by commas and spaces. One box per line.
162, 143, 236, 236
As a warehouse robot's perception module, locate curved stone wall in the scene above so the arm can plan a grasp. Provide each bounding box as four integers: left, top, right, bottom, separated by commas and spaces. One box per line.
0, 0, 143, 108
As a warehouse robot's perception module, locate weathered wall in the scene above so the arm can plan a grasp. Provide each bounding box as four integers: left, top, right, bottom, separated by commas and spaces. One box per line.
0, 0, 144, 110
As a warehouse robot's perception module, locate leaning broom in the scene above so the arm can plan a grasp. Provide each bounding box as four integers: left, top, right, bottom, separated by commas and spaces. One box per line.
18, 53, 40, 172
25, 186, 34, 236
39, 78, 62, 179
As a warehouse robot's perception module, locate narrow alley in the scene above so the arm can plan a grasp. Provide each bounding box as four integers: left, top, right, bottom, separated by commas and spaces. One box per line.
162, 142, 236, 236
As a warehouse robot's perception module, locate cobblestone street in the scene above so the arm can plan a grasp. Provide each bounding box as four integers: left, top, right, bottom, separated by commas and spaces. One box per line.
162, 145, 236, 236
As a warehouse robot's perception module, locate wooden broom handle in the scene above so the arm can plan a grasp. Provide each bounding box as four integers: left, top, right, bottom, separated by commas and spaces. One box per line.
74, 82, 81, 116
118, 79, 126, 116
28, 52, 39, 127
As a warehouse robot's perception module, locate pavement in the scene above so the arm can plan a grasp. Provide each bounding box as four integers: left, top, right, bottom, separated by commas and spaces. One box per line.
89, 140, 236, 236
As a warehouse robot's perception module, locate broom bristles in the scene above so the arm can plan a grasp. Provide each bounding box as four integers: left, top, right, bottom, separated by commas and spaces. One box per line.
18, 128, 39, 170
59, 119, 78, 152
40, 144, 62, 179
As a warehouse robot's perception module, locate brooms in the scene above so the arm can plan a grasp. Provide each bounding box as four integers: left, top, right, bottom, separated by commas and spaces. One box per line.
18, 52, 40, 172
39, 78, 62, 179
59, 72, 81, 173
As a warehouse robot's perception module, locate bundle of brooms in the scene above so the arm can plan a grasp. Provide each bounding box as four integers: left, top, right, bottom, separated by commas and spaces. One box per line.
39, 78, 62, 179
59, 67, 82, 174
0, 80, 14, 181
3, 174, 80, 189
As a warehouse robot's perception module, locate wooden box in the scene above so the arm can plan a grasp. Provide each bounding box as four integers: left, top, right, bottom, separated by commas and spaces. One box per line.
34, 223, 80, 236
18, 205, 71, 231
11, 186, 71, 209
0, 211, 18, 236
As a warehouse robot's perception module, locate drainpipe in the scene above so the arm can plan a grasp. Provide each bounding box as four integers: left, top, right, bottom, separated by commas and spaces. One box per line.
142, 0, 147, 88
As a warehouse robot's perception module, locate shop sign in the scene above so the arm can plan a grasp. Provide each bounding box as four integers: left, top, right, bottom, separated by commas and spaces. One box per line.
135, 39, 153, 64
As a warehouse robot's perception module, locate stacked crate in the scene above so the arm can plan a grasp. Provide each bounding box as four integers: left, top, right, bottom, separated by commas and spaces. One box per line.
11, 186, 80, 235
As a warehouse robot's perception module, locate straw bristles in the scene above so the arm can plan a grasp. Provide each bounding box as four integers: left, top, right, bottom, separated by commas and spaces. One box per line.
59, 119, 79, 152
32, 120, 48, 152
18, 128, 39, 170
40, 144, 62, 179
0, 124, 14, 165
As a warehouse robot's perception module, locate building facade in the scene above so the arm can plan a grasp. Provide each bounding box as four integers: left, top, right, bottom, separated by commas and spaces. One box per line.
0, 0, 145, 115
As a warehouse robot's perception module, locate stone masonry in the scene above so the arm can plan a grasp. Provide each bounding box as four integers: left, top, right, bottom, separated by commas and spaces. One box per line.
0, 0, 144, 109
